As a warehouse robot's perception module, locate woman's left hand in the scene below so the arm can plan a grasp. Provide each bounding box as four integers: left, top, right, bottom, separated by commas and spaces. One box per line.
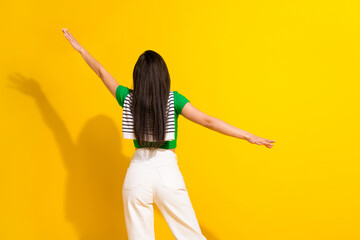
246, 134, 275, 149
62, 28, 83, 52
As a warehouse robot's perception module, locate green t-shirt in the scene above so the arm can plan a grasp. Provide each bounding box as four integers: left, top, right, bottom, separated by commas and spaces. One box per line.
115, 85, 190, 149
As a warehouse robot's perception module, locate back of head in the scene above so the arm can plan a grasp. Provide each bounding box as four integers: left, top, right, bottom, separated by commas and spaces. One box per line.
131, 50, 171, 149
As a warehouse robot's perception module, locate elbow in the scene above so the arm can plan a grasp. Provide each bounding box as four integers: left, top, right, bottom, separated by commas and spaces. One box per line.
205, 116, 214, 129
98, 67, 106, 78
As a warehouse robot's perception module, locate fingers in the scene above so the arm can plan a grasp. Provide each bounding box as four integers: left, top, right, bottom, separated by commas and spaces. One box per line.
262, 138, 275, 148
265, 142, 273, 148
261, 139, 275, 148
62, 28, 69, 39
66, 28, 74, 38
62, 28, 73, 40
259, 141, 272, 148
64, 28, 71, 38
65, 29, 71, 39
249, 139, 274, 148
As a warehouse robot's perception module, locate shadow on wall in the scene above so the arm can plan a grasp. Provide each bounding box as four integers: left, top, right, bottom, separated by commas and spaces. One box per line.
7, 73, 218, 240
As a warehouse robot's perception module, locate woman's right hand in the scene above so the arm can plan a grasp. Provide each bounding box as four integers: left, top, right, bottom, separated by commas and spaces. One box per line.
246, 134, 276, 148
62, 28, 84, 53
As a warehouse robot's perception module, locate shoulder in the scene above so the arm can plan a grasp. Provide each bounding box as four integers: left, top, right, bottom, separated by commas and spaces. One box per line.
172, 90, 190, 115
116, 85, 132, 95
173, 90, 190, 101
116, 85, 133, 108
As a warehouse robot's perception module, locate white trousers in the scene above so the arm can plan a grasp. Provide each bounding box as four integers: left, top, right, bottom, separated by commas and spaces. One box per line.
122, 148, 207, 240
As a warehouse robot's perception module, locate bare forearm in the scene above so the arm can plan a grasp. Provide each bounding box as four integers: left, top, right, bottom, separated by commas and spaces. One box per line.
207, 116, 253, 140
78, 47, 105, 78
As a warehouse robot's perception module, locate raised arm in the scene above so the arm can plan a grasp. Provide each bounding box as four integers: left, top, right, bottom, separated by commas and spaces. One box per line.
181, 102, 276, 149
61, 28, 119, 98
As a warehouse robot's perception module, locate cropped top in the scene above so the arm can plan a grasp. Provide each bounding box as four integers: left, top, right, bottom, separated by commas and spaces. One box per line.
115, 84, 190, 149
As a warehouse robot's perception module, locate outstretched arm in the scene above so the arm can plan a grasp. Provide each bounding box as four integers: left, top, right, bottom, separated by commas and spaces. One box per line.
61, 28, 119, 98
181, 102, 276, 149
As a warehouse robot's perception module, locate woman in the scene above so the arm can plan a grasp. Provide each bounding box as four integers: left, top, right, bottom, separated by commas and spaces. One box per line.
62, 28, 276, 240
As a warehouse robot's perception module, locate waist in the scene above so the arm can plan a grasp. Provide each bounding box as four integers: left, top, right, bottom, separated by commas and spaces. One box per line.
130, 148, 178, 165
135, 147, 175, 153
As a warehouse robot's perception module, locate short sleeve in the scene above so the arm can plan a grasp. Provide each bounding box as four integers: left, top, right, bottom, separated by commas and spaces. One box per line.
174, 91, 190, 115
115, 85, 132, 108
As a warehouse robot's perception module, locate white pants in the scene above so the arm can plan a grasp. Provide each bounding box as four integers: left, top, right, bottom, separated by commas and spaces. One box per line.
122, 148, 207, 240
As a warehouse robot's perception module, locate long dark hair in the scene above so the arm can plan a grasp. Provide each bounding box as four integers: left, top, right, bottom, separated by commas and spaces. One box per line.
131, 50, 171, 149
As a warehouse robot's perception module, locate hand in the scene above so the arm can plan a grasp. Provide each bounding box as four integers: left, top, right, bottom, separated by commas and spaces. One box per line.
62, 28, 84, 52
246, 134, 276, 149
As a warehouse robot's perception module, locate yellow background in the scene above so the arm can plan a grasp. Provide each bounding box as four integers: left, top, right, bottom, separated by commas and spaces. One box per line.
1, 0, 360, 239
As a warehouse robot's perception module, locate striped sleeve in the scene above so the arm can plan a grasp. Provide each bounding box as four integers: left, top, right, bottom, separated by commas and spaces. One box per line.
174, 91, 190, 115
115, 85, 131, 108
